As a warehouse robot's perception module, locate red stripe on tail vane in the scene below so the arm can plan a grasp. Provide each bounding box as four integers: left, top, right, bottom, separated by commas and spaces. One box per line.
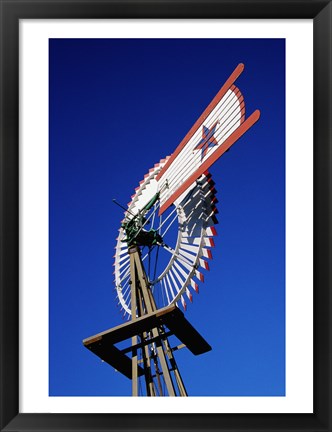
158, 109, 260, 215
156, 63, 245, 183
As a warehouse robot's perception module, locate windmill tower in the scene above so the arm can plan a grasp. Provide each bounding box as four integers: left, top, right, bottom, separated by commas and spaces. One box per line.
83, 63, 260, 396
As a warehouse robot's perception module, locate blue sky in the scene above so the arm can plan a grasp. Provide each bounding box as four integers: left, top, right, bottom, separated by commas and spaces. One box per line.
49, 38, 285, 397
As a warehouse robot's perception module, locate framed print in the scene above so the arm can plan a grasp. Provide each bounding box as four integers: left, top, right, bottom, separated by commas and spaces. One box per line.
0, 1, 331, 431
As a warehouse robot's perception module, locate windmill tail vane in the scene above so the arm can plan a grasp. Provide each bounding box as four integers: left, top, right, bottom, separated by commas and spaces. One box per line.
156, 62, 260, 216
83, 63, 260, 397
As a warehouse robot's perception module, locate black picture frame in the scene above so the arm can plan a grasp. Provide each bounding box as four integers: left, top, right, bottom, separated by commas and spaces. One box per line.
1, 1, 331, 431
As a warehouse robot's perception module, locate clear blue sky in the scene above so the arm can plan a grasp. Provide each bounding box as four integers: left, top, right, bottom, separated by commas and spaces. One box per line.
49, 38, 285, 397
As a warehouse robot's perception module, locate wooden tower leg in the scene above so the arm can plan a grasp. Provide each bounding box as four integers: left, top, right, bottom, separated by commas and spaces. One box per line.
128, 246, 186, 397
130, 252, 138, 396
163, 336, 188, 396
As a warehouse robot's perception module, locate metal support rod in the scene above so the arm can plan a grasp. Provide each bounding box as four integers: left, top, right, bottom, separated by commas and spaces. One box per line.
151, 346, 164, 396
143, 333, 156, 396
137, 293, 155, 396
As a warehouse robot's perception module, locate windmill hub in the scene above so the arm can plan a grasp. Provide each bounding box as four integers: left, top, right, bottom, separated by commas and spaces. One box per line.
126, 223, 162, 248
121, 192, 163, 247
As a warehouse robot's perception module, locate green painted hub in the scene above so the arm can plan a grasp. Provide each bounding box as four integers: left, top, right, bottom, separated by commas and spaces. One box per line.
121, 192, 163, 247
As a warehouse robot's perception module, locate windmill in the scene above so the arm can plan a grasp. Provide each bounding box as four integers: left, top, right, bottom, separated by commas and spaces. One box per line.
83, 63, 260, 396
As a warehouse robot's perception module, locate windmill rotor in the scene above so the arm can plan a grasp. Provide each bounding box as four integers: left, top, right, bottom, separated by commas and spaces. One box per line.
114, 157, 218, 317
